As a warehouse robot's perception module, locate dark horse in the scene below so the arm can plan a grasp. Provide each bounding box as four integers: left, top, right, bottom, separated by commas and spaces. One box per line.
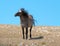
15, 8, 35, 39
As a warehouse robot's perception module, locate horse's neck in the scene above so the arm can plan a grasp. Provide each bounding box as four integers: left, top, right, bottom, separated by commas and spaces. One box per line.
19, 15, 28, 22
22, 11, 28, 17
19, 11, 29, 22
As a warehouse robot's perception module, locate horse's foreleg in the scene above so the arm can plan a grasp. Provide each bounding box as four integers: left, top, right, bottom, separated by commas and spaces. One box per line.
26, 27, 28, 39
30, 26, 32, 39
22, 27, 25, 39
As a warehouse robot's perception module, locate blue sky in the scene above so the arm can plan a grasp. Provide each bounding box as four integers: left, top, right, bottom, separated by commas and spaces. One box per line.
0, 0, 60, 26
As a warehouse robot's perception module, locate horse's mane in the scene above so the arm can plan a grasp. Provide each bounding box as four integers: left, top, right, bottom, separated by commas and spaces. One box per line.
22, 10, 28, 17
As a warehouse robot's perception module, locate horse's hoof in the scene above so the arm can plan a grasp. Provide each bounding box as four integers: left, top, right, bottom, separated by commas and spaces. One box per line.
26, 38, 28, 40
23, 37, 25, 39
30, 37, 32, 39
23, 38, 25, 39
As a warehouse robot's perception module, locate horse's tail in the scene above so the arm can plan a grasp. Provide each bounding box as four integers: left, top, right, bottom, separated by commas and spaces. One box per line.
29, 15, 35, 26
33, 19, 35, 26
33, 19, 38, 26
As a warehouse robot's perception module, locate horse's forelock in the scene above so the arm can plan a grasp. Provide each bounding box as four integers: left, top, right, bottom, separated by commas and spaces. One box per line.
18, 10, 21, 12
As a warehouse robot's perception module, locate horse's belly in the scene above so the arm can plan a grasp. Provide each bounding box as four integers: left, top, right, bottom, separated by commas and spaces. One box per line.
21, 20, 33, 27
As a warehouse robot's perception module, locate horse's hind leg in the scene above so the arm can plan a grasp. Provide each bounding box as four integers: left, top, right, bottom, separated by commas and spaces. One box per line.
22, 27, 25, 39
26, 27, 28, 39
30, 26, 32, 39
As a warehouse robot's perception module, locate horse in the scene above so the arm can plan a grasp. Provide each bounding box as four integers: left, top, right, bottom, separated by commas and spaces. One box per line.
15, 8, 35, 39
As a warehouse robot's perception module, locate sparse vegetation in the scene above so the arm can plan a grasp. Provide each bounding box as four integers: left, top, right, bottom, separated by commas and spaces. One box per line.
0, 24, 60, 46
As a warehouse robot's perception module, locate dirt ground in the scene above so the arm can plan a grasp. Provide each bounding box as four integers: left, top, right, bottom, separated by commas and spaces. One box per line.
0, 24, 60, 46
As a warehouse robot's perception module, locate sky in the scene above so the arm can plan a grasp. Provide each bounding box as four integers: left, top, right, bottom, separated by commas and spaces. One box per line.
0, 0, 60, 26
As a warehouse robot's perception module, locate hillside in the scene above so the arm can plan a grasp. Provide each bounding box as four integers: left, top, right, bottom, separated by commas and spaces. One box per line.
0, 24, 60, 46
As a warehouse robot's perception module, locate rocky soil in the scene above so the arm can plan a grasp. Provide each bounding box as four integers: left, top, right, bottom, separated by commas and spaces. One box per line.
0, 24, 60, 46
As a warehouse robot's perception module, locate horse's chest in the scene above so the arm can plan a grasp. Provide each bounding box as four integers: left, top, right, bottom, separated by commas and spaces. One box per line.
20, 17, 28, 25
20, 17, 28, 22
20, 16, 33, 27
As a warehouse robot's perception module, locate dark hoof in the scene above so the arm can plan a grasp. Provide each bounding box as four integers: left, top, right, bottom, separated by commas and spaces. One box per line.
26, 37, 28, 40
23, 37, 25, 39
30, 37, 32, 39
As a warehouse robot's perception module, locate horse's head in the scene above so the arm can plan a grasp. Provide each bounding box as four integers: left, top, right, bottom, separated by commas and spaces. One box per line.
15, 8, 28, 17
15, 12, 21, 17
15, 8, 25, 17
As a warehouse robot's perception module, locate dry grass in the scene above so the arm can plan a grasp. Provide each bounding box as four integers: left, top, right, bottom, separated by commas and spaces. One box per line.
0, 24, 60, 46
